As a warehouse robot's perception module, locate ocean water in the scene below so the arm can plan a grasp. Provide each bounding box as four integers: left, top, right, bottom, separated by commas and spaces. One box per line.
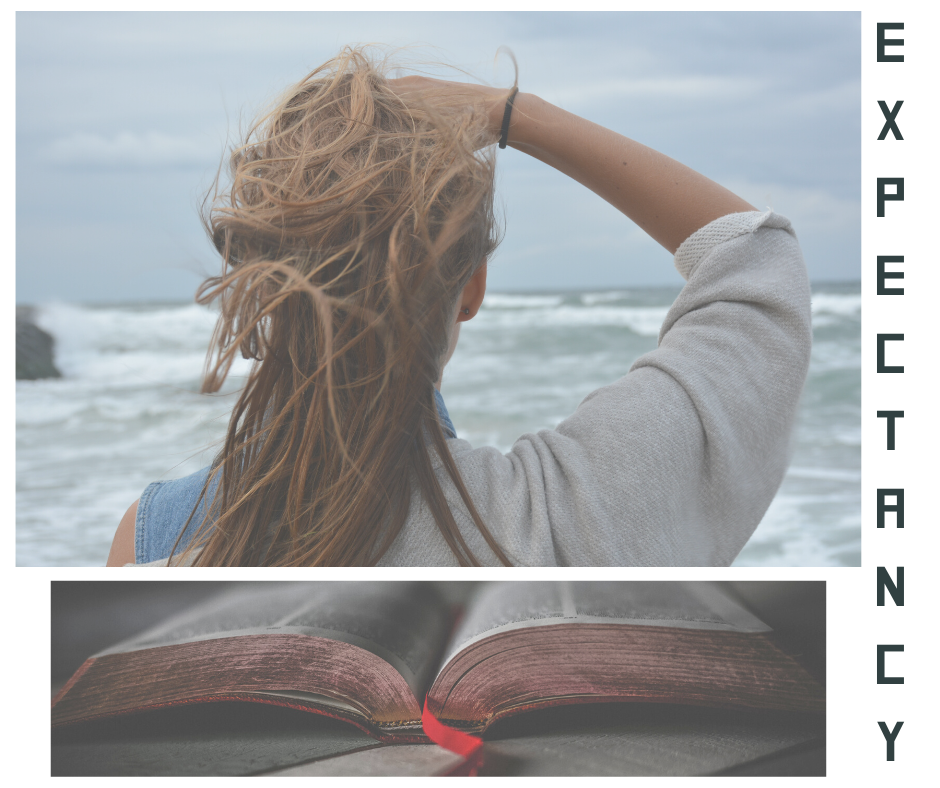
16, 283, 860, 567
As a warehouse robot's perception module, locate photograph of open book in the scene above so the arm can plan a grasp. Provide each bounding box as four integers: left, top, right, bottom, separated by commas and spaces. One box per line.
52, 582, 825, 775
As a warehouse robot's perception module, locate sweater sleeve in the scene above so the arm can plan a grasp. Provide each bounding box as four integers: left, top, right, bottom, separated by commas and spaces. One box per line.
409, 210, 812, 567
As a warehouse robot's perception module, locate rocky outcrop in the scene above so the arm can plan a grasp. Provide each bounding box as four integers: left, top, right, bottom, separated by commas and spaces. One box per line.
16, 306, 62, 380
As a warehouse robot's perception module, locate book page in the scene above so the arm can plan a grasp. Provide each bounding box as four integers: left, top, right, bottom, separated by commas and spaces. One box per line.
99, 582, 454, 700
440, 582, 769, 671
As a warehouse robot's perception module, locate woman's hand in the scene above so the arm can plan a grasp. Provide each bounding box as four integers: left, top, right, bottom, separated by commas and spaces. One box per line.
386, 76, 515, 142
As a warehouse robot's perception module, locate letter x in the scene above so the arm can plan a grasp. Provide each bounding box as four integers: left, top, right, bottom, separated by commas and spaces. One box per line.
878, 101, 903, 140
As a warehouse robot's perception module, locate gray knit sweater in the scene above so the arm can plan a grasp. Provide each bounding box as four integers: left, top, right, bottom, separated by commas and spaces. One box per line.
135, 209, 811, 567
378, 209, 811, 566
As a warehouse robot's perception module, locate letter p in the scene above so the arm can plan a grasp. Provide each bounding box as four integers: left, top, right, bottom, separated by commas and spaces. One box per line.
877, 178, 904, 217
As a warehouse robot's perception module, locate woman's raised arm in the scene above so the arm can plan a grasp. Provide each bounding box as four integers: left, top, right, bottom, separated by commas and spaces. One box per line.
504, 92, 755, 253
388, 77, 754, 252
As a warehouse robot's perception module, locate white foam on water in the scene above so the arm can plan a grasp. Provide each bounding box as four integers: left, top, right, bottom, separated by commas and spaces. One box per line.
736, 490, 860, 567
809, 340, 861, 373
32, 301, 224, 382
580, 291, 631, 305
830, 427, 861, 447
36, 301, 217, 350
786, 466, 861, 482
471, 304, 669, 336
810, 314, 839, 329
15, 384, 91, 426
482, 293, 565, 309
810, 292, 861, 317
29, 304, 254, 402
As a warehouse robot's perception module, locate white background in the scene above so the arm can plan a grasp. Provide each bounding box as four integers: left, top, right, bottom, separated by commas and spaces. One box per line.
10, 2, 938, 785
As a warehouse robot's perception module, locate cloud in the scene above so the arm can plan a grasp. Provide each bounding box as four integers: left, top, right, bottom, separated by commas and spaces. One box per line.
544, 75, 765, 108
44, 131, 213, 169
725, 179, 859, 234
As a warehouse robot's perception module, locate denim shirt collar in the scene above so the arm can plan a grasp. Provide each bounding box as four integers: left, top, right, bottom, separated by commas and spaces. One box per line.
433, 388, 457, 439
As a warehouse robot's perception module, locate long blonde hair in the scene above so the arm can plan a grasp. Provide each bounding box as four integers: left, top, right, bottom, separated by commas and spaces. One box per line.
174, 47, 513, 566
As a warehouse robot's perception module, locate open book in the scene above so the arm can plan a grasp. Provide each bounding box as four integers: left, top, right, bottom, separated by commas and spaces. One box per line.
51, 582, 824, 741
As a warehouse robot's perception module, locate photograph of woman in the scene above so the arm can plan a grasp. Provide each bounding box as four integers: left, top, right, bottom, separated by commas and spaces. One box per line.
15, 13, 860, 567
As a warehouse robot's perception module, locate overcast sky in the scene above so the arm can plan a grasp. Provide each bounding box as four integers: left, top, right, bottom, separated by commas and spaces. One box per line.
16, 11, 860, 304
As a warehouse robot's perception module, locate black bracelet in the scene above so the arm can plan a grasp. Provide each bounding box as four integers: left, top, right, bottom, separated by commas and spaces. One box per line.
498, 87, 519, 150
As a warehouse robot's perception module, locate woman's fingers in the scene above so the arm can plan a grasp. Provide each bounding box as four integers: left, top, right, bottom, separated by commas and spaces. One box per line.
385, 76, 512, 138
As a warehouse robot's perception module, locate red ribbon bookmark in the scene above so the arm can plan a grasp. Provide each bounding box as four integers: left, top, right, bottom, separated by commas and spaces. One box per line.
422, 696, 484, 776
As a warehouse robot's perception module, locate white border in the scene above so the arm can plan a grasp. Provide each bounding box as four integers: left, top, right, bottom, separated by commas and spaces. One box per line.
12, 3, 938, 785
